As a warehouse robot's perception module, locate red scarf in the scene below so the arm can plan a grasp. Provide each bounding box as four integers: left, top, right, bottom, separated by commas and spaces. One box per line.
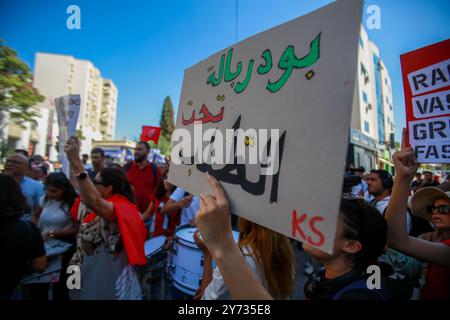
70, 195, 147, 266
108, 194, 147, 266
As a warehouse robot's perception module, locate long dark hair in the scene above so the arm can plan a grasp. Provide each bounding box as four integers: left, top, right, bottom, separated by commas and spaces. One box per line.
100, 167, 137, 205
44, 172, 77, 210
340, 198, 387, 268
0, 174, 29, 222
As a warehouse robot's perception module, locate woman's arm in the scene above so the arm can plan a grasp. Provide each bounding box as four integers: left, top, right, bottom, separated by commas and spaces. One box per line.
69, 163, 80, 193
64, 137, 115, 222
196, 175, 273, 300
52, 224, 78, 238
386, 129, 450, 266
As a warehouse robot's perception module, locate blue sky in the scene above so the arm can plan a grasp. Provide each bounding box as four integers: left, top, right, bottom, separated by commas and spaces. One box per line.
1, 0, 449, 142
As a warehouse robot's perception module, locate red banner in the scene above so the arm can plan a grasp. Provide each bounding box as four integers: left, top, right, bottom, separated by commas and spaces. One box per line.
140, 126, 161, 144
400, 38, 450, 163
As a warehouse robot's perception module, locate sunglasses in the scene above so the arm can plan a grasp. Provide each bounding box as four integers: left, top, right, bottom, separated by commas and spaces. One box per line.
426, 205, 450, 215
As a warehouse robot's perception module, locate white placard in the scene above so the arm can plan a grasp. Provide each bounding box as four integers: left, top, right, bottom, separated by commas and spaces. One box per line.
55, 94, 80, 178
168, 0, 362, 254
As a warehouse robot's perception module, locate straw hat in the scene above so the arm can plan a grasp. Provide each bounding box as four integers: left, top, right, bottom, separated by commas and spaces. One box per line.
409, 187, 450, 221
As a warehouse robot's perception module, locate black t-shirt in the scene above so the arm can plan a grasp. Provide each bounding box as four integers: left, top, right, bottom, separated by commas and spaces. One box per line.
0, 219, 46, 299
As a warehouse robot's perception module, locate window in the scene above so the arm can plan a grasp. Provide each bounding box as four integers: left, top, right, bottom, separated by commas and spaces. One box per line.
364, 121, 370, 133
385, 78, 388, 86
374, 55, 385, 144
363, 91, 368, 103
360, 62, 367, 76
359, 36, 364, 48
386, 96, 389, 104
387, 117, 390, 124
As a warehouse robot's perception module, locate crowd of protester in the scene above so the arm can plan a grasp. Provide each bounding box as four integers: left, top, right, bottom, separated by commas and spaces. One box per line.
0, 130, 449, 300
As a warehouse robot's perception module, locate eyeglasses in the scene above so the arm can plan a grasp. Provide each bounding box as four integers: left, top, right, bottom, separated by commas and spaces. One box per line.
93, 180, 104, 186
426, 205, 450, 215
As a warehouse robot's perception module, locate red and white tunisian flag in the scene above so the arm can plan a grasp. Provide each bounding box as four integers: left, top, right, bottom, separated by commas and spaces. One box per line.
400, 38, 450, 163
140, 126, 161, 144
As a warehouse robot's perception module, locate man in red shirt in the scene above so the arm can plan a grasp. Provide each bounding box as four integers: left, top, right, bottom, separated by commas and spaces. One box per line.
124, 141, 160, 214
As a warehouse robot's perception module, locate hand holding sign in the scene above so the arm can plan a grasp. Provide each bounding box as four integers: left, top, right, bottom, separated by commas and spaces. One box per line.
195, 175, 236, 258
392, 128, 420, 181
64, 136, 84, 173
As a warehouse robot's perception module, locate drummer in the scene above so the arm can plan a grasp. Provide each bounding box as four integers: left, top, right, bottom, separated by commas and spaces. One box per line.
160, 187, 200, 228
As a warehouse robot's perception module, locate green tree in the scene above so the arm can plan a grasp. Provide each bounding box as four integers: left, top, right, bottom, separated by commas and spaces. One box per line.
0, 40, 44, 160
0, 40, 44, 127
159, 96, 174, 142
158, 96, 175, 155
157, 135, 171, 156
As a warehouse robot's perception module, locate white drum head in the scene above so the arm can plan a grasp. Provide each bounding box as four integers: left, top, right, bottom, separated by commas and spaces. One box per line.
175, 227, 197, 243
144, 235, 166, 257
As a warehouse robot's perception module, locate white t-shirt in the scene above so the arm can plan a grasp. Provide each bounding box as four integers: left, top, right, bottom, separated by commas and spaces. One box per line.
169, 187, 200, 226
202, 246, 266, 300
38, 196, 74, 234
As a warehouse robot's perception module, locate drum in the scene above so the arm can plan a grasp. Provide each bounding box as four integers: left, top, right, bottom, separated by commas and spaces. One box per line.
144, 235, 167, 274
169, 226, 239, 296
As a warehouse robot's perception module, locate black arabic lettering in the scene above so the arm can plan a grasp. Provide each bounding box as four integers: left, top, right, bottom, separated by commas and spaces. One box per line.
196, 115, 286, 202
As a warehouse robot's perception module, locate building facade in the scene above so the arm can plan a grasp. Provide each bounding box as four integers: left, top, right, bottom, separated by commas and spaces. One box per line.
4, 53, 118, 160
348, 26, 396, 173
